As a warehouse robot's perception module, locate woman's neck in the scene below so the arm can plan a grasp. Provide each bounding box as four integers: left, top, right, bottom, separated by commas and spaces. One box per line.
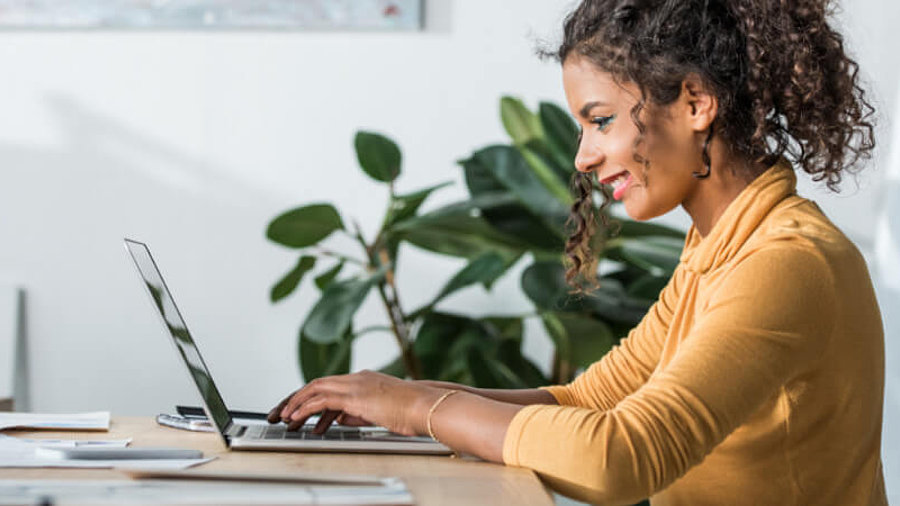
682, 144, 767, 238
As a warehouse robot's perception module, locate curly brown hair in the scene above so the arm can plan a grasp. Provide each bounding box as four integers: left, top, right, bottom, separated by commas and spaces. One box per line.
544, 0, 877, 290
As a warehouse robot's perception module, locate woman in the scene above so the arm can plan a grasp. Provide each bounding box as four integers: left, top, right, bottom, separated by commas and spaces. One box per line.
268, 0, 886, 503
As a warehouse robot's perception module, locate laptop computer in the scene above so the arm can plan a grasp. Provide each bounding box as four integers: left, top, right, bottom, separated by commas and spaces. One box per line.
124, 238, 451, 455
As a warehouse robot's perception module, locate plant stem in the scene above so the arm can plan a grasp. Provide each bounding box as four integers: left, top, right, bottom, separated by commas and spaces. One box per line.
351, 220, 422, 380
377, 248, 422, 379
310, 246, 366, 266
353, 325, 394, 337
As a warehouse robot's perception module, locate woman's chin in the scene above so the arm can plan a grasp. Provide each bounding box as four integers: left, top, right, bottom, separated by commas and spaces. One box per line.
622, 197, 666, 222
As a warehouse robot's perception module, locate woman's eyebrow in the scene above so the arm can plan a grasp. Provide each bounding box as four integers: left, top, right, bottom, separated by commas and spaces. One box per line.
579, 100, 608, 119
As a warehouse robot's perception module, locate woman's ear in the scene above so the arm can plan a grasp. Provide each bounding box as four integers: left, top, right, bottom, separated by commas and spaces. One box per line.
680, 73, 718, 132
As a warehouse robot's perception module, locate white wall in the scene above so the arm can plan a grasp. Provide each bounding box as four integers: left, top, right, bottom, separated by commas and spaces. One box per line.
0, 0, 896, 499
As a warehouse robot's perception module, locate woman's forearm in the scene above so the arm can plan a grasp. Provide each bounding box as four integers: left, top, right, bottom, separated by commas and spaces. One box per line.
411, 389, 524, 463
416, 380, 558, 406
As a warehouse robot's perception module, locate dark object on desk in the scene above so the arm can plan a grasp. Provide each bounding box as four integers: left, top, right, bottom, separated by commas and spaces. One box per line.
176, 405, 269, 421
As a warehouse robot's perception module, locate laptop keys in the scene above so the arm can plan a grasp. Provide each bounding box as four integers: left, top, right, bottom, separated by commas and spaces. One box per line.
262, 426, 285, 439
261, 426, 363, 441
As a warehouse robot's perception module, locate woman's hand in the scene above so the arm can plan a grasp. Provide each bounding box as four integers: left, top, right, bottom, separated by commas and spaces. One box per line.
267, 370, 444, 436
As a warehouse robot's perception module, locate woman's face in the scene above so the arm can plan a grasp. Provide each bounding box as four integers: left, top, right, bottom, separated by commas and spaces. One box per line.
562, 57, 701, 221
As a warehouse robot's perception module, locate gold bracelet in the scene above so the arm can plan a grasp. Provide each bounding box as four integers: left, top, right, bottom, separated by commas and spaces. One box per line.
426, 390, 459, 455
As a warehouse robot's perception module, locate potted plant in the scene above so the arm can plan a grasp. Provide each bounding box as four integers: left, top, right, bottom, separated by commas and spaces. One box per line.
265, 97, 685, 386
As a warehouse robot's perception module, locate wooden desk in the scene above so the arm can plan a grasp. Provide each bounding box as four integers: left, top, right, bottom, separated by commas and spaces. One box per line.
1, 416, 553, 505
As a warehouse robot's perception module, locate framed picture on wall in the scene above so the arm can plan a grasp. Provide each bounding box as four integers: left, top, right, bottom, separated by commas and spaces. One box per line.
0, 0, 424, 31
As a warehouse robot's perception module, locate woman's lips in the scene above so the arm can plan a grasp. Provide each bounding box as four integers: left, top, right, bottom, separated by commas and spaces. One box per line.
600, 171, 633, 200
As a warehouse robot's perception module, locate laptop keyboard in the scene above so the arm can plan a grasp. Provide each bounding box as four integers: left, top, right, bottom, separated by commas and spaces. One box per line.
260, 425, 364, 441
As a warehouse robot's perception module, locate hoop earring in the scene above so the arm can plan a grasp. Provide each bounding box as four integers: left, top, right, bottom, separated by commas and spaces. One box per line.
693, 123, 714, 179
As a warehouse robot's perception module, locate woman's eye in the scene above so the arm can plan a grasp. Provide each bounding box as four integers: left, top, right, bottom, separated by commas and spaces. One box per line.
590, 114, 616, 131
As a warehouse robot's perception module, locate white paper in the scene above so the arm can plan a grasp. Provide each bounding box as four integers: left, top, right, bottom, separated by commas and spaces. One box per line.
0, 411, 110, 431
11, 437, 131, 448
0, 478, 413, 505
0, 435, 211, 469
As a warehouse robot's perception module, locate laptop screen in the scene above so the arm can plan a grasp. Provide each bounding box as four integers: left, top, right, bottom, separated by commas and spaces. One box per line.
124, 239, 233, 436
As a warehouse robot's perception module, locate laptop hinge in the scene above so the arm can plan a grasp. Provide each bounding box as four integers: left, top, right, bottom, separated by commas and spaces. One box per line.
224, 423, 246, 438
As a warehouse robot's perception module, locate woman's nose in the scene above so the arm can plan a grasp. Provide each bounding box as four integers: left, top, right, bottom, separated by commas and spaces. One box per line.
574, 134, 603, 173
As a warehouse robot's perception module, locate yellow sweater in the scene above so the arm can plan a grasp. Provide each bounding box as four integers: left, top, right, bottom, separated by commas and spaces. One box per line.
502, 161, 887, 505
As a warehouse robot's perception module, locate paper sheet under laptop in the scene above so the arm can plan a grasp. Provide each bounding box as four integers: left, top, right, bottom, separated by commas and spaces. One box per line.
0, 411, 110, 431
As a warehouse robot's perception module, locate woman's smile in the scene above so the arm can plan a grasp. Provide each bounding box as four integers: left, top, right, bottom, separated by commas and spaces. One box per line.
597, 169, 635, 201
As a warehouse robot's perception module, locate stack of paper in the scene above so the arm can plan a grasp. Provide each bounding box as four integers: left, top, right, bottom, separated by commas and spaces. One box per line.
0, 411, 110, 431
0, 478, 414, 505
0, 435, 212, 470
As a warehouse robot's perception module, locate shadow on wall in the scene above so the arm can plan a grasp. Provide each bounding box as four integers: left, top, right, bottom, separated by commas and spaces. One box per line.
0, 94, 289, 412
0, 93, 282, 280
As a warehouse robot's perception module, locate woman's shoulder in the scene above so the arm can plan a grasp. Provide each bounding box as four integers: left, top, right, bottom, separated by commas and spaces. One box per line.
744, 195, 866, 272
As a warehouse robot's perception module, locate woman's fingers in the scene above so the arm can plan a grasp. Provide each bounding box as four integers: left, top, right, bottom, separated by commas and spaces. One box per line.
268, 389, 299, 423
274, 374, 364, 428
313, 409, 342, 434
285, 394, 340, 431
279, 379, 337, 421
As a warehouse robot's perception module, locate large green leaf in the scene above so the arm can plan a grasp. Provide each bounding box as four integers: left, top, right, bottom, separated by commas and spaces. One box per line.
466, 350, 529, 389
299, 328, 352, 382
473, 203, 564, 251
574, 280, 652, 325
271, 255, 317, 303
460, 156, 564, 251
313, 261, 344, 291
521, 261, 570, 310
626, 273, 669, 302
381, 182, 452, 265
555, 313, 616, 369
354, 131, 401, 183
480, 316, 524, 343
471, 146, 570, 234
488, 318, 547, 388
267, 204, 344, 248
500, 96, 543, 146
540, 312, 571, 365
392, 210, 526, 260
301, 270, 385, 344
414, 313, 470, 379
539, 101, 579, 171
604, 263, 654, 287
518, 144, 573, 205
522, 261, 650, 325
466, 348, 503, 388
616, 220, 686, 240
412, 312, 545, 387
619, 237, 683, 275
540, 312, 615, 370
393, 191, 518, 222
414, 313, 467, 356
496, 339, 548, 387
521, 139, 573, 192
431, 252, 508, 305
383, 181, 453, 229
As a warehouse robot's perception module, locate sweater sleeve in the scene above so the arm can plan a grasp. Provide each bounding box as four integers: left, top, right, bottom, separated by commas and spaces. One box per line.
503, 245, 836, 505
541, 268, 681, 410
